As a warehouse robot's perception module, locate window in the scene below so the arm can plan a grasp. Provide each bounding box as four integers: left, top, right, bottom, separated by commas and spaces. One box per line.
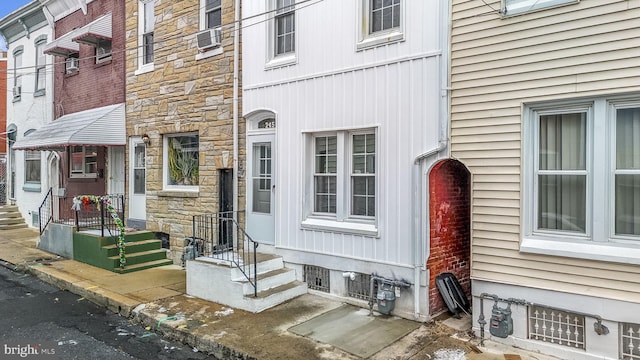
522, 97, 640, 263
358, 0, 404, 50
25, 151, 41, 184
70, 146, 98, 178
274, 0, 295, 56
205, 0, 222, 29
164, 134, 199, 189
95, 39, 112, 63
304, 129, 377, 234
34, 37, 47, 95
140, 0, 154, 66
502, 0, 578, 16
12, 46, 23, 101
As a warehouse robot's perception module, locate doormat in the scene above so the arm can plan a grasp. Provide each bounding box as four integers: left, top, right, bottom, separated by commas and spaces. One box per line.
289, 304, 420, 358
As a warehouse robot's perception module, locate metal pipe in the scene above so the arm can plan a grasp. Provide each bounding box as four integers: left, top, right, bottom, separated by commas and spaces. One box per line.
232, 0, 240, 244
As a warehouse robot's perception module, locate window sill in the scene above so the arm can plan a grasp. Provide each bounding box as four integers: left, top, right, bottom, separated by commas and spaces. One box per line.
22, 183, 41, 192
521, 237, 640, 265
135, 63, 155, 75
265, 53, 296, 70
195, 46, 223, 61
301, 217, 378, 237
158, 189, 199, 198
357, 30, 404, 51
70, 174, 97, 179
33, 89, 45, 97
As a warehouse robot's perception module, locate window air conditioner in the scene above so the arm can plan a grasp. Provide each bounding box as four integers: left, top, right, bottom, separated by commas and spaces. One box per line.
12, 86, 21, 96
196, 28, 222, 51
66, 57, 79, 71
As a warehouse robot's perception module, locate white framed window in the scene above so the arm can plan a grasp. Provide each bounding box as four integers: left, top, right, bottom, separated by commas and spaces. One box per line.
12, 46, 23, 101
25, 150, 41, 184
204, 0, 222, 29
163, 133, 199, 190
70, 146, 98, 178
522, 96, 640, 264
266, 0, 296, 68
303, 129, 377, 235
137, 0, 154, 73
357, 0, 404, 50
34, 37, 47, 95
502, 0, 578, 16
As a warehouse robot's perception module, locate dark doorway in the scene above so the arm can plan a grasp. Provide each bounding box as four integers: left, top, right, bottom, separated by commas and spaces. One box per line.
218, 169, 233, 248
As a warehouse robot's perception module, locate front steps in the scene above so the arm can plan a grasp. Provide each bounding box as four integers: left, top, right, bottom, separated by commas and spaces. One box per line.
0, 205, 28, 230
73, 230, 173, 273
187, 253, 307, 313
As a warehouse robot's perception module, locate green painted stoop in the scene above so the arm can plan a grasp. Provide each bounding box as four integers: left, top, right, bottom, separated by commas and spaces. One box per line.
73, 231, 173, 274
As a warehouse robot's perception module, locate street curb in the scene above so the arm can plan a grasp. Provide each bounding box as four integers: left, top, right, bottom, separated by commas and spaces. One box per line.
131, 305, 256, 360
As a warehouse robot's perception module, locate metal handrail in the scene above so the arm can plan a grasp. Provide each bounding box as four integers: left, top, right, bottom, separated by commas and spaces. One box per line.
191, 211, 259, 297
38, 187, 54, 235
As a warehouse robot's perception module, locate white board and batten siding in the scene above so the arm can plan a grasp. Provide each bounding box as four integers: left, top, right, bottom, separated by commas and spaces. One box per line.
242, 0, 447, 275
451, 0, 640, 302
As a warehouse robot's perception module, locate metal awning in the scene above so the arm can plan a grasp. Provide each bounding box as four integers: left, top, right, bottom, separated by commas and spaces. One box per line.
43, 27, 81, 57
72, 13, 112, 46
12, 103, 125, 151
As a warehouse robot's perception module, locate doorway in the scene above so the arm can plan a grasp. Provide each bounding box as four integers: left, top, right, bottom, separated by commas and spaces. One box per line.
128, 138, 146, 228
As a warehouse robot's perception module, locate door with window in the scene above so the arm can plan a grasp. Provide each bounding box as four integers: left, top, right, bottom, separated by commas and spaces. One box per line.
128, 138, 146, 223
246, 133, 275, 244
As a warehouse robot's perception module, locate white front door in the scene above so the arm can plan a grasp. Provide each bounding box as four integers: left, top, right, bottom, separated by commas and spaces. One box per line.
128, 138, 146, 221
108, 147, 125, 194
246, 134, 275, 245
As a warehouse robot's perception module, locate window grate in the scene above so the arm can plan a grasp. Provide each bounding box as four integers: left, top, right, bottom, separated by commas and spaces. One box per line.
346, 272, 377, 301
622, 323, 640, 359
304, 265, 329, 293
528, 305, 585, 349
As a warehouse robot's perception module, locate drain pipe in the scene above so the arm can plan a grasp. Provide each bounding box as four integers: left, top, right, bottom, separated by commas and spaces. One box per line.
232, 0, 240, 228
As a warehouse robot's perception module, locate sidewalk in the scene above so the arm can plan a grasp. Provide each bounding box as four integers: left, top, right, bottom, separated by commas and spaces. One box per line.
0, 227, 557, 360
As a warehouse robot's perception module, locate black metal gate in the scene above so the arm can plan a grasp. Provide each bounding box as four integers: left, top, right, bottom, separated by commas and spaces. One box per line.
218, 169, 233, 249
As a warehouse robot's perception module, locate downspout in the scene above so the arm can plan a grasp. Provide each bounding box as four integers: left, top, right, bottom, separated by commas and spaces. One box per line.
411, 0, 451, 320
232, 0, 240, 229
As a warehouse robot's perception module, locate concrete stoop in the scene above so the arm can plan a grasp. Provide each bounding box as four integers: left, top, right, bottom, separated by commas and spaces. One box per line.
186, 253, 307, 313
0, 205, 28, 230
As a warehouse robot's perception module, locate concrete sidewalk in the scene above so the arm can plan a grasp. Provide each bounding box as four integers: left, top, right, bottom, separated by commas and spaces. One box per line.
0, 227, 558, 360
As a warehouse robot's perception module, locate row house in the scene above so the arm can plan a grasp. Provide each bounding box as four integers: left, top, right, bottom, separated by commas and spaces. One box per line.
451, 0, 640, 359
189, 0, 461, 319
124, 0, 242, 264
0, 1, 53, 225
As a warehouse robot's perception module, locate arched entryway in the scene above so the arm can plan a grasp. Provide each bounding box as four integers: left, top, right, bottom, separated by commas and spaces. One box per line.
427, 159, 471, 316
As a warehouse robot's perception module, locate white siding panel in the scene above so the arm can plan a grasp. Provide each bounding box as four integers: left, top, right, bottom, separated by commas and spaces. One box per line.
452, 0, 640, 300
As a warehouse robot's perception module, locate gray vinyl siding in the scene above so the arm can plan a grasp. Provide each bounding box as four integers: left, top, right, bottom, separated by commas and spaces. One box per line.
451, 0, 640, 302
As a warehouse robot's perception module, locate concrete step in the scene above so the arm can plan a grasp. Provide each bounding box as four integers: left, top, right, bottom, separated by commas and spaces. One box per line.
113, 259, 174, 274
247, 281, 308, 313
0, 205, 19, 212
239, 267, 297, 296
0, 217, 27, 225
108, 249, 168, 267
0, 223, 29, 230
103, 239, 163, 257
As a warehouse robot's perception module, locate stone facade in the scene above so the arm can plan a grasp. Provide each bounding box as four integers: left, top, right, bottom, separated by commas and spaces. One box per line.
124, 0, 244, 263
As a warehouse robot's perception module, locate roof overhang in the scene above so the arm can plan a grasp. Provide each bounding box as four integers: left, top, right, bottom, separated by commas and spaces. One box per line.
43, 27, 80, 57
12, 103, 125, 151
72, 13, 111, 46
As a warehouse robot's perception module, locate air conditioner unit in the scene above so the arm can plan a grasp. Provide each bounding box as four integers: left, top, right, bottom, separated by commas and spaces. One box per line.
66, 57, 79, 72
196, 28, 221, 51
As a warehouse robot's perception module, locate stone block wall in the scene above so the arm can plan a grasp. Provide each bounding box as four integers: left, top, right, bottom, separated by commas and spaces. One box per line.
124, 0, 245, 264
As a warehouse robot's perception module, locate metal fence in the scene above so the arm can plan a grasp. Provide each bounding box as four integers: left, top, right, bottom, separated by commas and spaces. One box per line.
0, 157, 6, 206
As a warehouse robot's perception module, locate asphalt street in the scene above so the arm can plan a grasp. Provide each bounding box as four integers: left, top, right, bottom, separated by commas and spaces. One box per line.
0, 265, 214, 360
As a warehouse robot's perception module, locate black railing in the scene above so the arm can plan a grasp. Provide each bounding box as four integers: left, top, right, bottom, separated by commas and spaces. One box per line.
192, 211, 259, 297
38, 189, 125, 238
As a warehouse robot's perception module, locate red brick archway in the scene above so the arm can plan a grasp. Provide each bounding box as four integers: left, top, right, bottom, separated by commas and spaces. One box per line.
427, 159, 471, 315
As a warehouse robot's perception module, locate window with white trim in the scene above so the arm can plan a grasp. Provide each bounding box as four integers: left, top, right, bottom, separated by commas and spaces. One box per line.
204, 0, 222, 29
70, 146, 98, 178
34, 37, 47, 95
502, 0, 578, 16
305, 130, 377, 231
358, 0, 404, 50
522, 97, 640, 262
12, 46, 23, 101
139, 0, 154, 67
163, 133, 199, 189
25, 151, 41, 184
95, 39, 112, 63
274, 0, 295, 56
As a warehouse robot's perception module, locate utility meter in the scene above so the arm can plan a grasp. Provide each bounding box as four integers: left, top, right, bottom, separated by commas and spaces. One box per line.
489, 302, 513, 338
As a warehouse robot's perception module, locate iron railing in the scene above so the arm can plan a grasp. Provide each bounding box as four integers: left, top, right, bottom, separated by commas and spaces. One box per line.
38, 189, 125, 237
192, 211, 259, 296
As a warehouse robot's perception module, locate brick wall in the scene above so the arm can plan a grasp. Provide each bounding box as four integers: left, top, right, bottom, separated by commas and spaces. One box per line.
125, 0, 245, 264
52, 0, 126, 117
427, 159, 471, 315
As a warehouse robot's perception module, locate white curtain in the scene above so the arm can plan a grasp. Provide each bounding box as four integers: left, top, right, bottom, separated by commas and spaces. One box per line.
616, 108, 640, 236
538, 113, 586, 232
